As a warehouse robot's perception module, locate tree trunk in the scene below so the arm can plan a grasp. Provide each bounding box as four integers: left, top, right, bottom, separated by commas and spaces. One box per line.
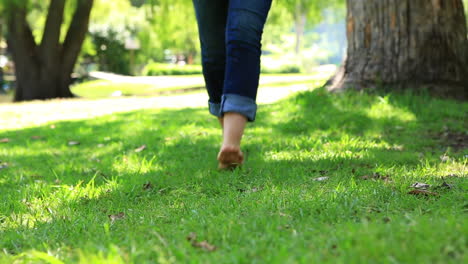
294, 5, 307, 55
6, 0, 94, 102
328, 0, 468, 99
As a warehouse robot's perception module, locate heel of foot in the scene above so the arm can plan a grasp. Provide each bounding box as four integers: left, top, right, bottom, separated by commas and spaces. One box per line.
217, 146, 244, 170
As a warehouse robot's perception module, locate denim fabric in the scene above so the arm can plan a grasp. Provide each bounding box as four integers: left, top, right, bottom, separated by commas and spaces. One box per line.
193, 0, 272, 121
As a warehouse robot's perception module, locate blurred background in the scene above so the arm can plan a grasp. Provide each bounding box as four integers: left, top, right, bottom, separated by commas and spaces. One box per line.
0, 0, 348, 101
0, 0, 467, 102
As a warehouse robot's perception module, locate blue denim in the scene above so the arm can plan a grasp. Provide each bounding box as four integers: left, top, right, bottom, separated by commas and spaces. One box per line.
193, 0, 272, 121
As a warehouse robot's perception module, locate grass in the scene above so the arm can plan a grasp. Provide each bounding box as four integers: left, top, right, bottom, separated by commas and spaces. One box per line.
0, 87, 467, 263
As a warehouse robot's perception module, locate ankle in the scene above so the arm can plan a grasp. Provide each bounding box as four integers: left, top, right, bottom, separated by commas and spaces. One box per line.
221, 142, 241, 149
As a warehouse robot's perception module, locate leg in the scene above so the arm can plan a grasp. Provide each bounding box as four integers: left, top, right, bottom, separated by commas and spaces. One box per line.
217, 0, 272, 169
221, 0, 273, 121
192, 0, 229, 120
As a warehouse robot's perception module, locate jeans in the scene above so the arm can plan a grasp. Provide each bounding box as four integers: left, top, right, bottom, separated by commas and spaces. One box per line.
192, 0, 272, 121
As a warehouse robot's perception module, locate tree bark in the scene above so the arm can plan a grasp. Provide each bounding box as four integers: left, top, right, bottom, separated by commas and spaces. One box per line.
6, 0, 94, 102
328, 0, 468, 99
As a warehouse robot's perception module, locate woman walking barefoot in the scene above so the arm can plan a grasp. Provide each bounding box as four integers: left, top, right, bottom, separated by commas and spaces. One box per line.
192, 0, 273, 169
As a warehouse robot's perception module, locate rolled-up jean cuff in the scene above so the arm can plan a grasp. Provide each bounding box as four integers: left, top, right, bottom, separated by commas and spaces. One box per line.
208, 101, 222, 117
221, 94, 257, 122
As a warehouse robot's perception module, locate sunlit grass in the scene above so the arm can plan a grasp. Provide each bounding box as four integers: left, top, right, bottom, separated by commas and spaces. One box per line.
0, 87, 466, 263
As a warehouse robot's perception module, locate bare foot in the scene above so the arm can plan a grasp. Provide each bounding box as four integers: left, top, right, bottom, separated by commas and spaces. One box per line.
217, 145, 244, 170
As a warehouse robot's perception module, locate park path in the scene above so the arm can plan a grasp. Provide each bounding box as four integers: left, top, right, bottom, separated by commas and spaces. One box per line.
0, 83, 319, 131
88, 65, 336, 88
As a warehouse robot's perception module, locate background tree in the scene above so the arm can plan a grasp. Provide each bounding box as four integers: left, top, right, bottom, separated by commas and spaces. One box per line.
328, 0, 468, 98
4, 0, 94, 101
280, 0, 343, 55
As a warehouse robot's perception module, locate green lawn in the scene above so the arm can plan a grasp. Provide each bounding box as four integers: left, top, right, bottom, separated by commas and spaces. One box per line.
0, 88, 466, 263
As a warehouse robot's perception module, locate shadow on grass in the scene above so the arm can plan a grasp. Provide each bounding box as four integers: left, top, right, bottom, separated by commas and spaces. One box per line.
0, 88, 465, 257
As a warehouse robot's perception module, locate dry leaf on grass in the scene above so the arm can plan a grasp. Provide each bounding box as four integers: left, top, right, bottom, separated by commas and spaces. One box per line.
440, 154, 450, 162
68, 141, 80, 146
134, 145, 147, 152
237, 186, 263, 193
192, 241, 217, 252
143, 182, 153, 190
108, 212, 125, 223
186, 232, 217, 252
410, 182, 431, 190
408, 190, 438, 196
360, 172, 391, 182
314, 177, 329, 182
435, 181, 454, 189
0, 138, 10, 143
187, 232, 197, 242
0, 162, 8, 169
249, 187, 263, 193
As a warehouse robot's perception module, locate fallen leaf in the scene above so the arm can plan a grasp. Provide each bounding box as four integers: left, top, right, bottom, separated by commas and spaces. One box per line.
237, 186, 263, 193
361, 175, 371, 180
408, 190, 438, 196
279, 212, 292, 218
108, 212, 125, 222
68, 141, 80, 146
250, 187, 262, 193
391, 145, 404, 151
361, 172, 391, 182
314, 177, 329, 182
0, 138, 10, 143
134, 145, 146, 152
186, 232, 197, 242
0, 162, 8, 169
143, 182, 153, 190
277, 225, 291, 230
410, 182, 431, 190
435, 180, 454, 189
440, 154, 450, 162
186, 232, 217, 251
192, 241, 217, 252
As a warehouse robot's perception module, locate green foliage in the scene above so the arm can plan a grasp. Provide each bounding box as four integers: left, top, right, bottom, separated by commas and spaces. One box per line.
138, 0, 199, 62
261, 64, 303, 74
464, 0, 468, 25
142, 62, 202, 76
90, 30, 131, 75
0, 87, 466, 262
